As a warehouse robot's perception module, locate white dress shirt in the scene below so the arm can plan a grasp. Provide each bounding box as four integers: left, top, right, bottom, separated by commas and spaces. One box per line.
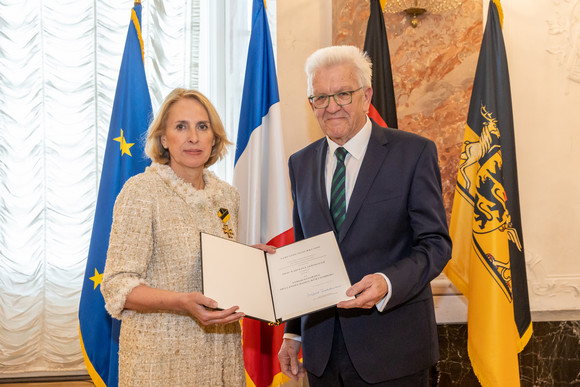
325, 120, 370, 210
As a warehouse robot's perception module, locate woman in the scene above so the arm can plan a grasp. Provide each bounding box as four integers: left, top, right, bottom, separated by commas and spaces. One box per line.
101, 88, 271, 386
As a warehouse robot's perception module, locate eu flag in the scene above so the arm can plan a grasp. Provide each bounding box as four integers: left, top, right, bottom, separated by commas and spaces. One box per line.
78, 4, 152, 386
444, 1, 532, 385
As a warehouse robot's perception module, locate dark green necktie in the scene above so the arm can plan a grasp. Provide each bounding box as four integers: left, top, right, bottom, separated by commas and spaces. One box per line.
330, 147, 348, 231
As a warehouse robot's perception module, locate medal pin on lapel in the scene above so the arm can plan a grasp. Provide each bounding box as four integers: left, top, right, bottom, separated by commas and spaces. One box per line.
218, 208, 234, 238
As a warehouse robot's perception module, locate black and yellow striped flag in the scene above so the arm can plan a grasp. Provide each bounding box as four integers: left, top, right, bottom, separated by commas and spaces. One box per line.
444, 1, 532, 385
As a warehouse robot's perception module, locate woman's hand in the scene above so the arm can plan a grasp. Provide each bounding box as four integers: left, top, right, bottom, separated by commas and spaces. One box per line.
124, 286, 243, 326
180, 292, 244, 326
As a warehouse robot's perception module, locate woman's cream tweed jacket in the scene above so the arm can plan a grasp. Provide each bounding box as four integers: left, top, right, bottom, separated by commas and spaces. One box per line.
101, 163, 245, 387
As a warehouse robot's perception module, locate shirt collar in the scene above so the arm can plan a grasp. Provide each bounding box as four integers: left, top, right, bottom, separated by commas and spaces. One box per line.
326, 117, 372, 161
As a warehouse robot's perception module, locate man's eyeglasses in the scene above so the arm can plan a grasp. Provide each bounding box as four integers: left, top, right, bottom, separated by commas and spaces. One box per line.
308, 87, 363, 109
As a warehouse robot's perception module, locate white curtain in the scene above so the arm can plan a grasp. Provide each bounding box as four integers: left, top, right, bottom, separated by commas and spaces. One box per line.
0, 0, 253, 377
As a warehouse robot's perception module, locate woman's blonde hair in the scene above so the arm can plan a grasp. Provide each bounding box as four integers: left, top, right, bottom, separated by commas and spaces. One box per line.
145, 88, 231, 167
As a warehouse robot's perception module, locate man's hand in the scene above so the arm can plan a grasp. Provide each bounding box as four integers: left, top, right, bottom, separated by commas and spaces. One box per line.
337, 273, 388, 309
278, 338, 305, 380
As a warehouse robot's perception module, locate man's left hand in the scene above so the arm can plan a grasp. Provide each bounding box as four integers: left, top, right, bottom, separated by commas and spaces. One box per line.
337, 274, 388, 309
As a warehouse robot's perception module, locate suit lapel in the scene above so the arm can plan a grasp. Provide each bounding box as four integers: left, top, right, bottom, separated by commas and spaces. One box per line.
339, 125, 390, 242
314, 140, 335, 231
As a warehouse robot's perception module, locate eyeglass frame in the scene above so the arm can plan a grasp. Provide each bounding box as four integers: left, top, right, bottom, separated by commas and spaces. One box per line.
308, 87, 364, 109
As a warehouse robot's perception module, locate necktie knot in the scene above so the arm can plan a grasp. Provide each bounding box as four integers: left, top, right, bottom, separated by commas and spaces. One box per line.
335, 147, 348, 163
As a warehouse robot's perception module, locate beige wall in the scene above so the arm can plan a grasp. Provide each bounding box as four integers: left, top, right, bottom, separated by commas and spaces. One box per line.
500, 0, 580, 314
277, 0, 332, 158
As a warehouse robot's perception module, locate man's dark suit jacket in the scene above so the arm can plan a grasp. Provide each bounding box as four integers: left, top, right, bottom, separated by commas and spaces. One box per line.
284, 121, 452, 383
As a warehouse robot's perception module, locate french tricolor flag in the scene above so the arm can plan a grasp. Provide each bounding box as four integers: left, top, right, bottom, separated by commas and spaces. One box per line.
233, 0, 293, 386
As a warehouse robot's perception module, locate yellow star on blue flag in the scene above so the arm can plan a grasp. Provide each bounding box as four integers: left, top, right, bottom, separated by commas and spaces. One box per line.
113, 129, 135, 156
89, 268, 104, 290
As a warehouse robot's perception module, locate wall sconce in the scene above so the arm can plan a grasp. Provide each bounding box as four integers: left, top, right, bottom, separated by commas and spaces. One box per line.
384, 0, 462, 28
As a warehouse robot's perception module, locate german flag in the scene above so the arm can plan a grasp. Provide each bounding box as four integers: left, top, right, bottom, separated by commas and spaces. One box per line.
363, 0, 398, 129
444, 1, 532, 385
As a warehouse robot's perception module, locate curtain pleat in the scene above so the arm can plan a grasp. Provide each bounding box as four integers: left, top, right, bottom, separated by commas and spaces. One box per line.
0, 0, 206, 376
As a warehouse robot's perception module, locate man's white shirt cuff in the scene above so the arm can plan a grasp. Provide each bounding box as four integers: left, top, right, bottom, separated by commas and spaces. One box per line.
375, 273, 392, 312
283, 333, 301, 342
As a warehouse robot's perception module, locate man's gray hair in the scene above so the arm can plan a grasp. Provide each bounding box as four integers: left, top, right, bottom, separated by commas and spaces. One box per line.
305, 45, 372, 96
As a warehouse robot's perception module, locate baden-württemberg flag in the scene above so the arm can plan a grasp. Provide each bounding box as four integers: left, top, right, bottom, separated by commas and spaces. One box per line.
444, 1, 532, 386
78, 4, 152, 386
233, 1, 293, 386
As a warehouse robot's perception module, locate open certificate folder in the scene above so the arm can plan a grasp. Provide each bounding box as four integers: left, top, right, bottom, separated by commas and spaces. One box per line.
200, 231, 353, 324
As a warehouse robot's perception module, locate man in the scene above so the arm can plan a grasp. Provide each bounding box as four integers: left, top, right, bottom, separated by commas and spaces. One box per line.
278, 45, 452, 386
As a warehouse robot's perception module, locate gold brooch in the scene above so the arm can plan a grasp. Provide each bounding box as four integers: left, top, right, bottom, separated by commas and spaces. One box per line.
218, 208, 234, 238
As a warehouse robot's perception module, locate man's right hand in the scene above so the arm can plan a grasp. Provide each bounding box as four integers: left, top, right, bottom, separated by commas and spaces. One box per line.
278, 338, 305, 380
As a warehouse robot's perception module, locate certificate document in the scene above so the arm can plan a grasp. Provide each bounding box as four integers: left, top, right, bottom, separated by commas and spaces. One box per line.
200, 231, 353, 323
